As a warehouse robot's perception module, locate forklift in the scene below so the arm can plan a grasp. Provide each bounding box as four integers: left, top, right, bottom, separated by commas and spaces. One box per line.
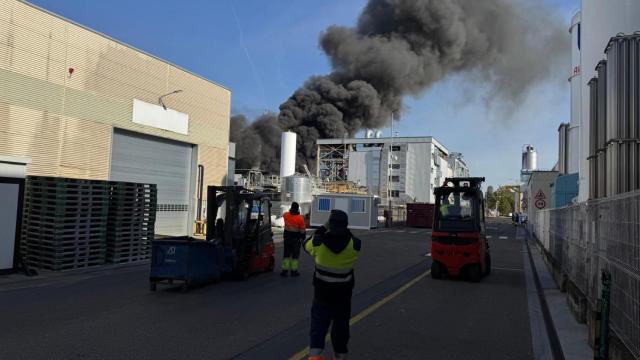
430, 177, 490, 282
150, 186, 275, 292
206, 186, 275, 279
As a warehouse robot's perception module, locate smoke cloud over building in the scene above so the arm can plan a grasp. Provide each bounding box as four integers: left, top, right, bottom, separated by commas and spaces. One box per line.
232, 0, 568, 173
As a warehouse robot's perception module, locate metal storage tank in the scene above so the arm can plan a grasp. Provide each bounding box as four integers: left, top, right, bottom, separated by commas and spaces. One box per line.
568, 12, 581, 174
280, 132, 297, 178
588, 77, 598, 199
522, 145, 538, 171
605, 34, 640, 194
281, 175, 313, 205
558, 123, 569, 174
578, 0, 640, 201
596, 60, 608, 198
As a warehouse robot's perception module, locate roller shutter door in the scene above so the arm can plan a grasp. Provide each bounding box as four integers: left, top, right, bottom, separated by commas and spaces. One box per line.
110, 129, 193, 236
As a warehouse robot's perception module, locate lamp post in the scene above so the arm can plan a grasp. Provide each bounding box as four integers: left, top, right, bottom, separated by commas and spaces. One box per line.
158, 89, 183, 110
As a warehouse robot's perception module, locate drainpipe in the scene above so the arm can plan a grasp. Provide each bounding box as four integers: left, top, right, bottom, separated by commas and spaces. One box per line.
197, 165, 204, 221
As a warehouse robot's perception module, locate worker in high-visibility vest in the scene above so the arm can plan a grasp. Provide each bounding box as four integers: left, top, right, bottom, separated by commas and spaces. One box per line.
281, 202, 306, 277
304, 209, 361, 360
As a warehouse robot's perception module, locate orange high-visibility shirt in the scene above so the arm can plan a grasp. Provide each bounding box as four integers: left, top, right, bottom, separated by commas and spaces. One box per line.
283, 212, 306, 233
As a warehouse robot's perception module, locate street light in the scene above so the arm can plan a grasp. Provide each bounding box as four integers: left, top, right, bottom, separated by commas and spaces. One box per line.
386, 112, 396, 227
158, 89, 183, 110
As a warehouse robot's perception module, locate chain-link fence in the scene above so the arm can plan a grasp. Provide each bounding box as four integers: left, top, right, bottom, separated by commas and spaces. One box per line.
532, 190, 640, 359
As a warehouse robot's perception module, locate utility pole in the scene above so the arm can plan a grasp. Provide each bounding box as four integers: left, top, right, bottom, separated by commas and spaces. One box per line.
388, 112, 394, 209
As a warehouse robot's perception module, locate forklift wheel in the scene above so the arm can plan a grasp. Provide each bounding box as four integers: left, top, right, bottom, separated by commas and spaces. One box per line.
267, 256, 275, 272
485, 254, 492, 275
430, 262, 443, 279
468, 264, 482, 282
234, 265, 250, 281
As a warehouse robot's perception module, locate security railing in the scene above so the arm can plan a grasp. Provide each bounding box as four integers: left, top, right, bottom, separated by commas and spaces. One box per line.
532, 190, 640, 359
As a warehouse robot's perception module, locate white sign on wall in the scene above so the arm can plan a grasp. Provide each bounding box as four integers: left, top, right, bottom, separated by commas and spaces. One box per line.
132, 99, 189, 135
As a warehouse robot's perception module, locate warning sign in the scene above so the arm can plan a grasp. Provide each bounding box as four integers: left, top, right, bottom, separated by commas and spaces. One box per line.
521, 198, 528, 211
535, 189, 546, 200
535, 199, 546, 209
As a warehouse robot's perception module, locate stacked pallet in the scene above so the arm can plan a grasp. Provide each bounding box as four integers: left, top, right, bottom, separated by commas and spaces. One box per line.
106, 182, 157, 263
21, 176, 109, 271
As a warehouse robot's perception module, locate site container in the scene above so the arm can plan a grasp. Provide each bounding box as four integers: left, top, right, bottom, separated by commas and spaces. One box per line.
406, 203, 435, 228
149, 238, 223, 292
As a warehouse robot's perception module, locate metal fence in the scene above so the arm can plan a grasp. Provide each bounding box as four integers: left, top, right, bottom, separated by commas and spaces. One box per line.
532, 190, 640, 358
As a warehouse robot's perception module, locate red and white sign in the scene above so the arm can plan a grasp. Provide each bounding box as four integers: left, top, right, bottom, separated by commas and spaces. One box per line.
535, 189, 546, 200
535, 199, 546, 209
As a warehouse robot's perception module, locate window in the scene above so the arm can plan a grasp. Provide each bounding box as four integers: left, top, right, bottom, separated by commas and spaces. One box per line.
438, 192, 473, 219
318, 198, 331, 212
389, 175, 400, 182
389, 164, 400, 169
351, 198, 366, 213
390, 190, 400, 198
390, 145, 401, 151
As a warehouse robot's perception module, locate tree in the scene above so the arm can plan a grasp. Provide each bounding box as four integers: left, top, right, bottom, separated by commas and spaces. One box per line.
486, 186, 515, 216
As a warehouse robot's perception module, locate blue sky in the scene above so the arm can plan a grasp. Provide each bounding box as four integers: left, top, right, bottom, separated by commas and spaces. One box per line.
29, 0, 579, 188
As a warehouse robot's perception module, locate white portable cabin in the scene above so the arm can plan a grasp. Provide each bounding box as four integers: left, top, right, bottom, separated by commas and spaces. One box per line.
310, 193, 379, 230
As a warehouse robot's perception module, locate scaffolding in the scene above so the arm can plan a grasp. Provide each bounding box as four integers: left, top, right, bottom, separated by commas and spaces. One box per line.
317, 143, 350, 181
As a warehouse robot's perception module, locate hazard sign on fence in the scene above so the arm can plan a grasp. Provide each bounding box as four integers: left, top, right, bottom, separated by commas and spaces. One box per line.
535, 189, 546, 200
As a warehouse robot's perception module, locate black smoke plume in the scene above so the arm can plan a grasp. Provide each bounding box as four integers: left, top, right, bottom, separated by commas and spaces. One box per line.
232, 0, 568, 174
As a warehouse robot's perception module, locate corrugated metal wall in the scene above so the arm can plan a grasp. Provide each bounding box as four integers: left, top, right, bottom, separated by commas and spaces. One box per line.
0, 0, 230, 189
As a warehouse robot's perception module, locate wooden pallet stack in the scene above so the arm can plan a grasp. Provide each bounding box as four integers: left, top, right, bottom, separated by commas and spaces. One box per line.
106, 182, 157, 263
21, 176, 109, 271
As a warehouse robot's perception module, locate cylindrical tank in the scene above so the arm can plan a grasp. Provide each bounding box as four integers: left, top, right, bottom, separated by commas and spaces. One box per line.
578, 0, 640, 201
568, 12, 581, 174
522, 145, 537, 172
366, 129, 374, 138
280, 175, 313, 204
280, 132, 296, 178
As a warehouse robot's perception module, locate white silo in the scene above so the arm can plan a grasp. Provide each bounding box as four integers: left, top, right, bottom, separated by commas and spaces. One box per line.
522, 145, 538, 172
568, 11, 581, 174
578, 0, 640, 201
375, 130, 383, 138
280, 132, 296, 178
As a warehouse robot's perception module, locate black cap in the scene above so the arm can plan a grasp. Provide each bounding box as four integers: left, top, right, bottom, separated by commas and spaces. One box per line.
329, 209, 348, 228
290, 202, 300, 211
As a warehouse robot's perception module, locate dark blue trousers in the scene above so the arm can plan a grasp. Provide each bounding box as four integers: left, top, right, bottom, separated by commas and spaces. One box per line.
310, 296, 351, 354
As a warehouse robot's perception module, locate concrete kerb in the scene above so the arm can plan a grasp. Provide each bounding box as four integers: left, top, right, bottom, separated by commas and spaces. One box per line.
520, 225, 593, 360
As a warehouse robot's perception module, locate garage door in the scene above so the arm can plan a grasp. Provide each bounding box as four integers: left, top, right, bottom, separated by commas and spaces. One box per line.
110, 129, 194, 236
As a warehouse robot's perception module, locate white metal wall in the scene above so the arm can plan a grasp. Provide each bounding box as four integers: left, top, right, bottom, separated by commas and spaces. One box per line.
110, 129, 194, 236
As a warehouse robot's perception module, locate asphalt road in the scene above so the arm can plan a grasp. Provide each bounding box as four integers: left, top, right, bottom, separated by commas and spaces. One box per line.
0, 218, 533, 360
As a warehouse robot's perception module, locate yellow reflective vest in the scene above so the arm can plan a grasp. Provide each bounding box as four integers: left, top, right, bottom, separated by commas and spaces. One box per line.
304, 226, 361, 284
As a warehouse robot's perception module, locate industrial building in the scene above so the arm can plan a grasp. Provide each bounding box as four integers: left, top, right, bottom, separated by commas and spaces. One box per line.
0, 0, 231, 236
523, 2, 640, 358
316, 136, 469, 204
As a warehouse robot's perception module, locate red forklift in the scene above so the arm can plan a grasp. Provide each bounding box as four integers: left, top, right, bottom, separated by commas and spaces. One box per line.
430, 177, 490, 282
206, 186, 276, 279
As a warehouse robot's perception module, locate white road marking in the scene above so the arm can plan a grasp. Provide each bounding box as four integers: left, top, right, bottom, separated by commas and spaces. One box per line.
499, 236, 509, 240
492, 267, 523, 272
424, 252, 431, 257
486, 235, 493, 239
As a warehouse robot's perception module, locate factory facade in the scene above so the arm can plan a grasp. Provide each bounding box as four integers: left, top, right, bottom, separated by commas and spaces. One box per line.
0, 0, 231, 236
317, 136, 469, 204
